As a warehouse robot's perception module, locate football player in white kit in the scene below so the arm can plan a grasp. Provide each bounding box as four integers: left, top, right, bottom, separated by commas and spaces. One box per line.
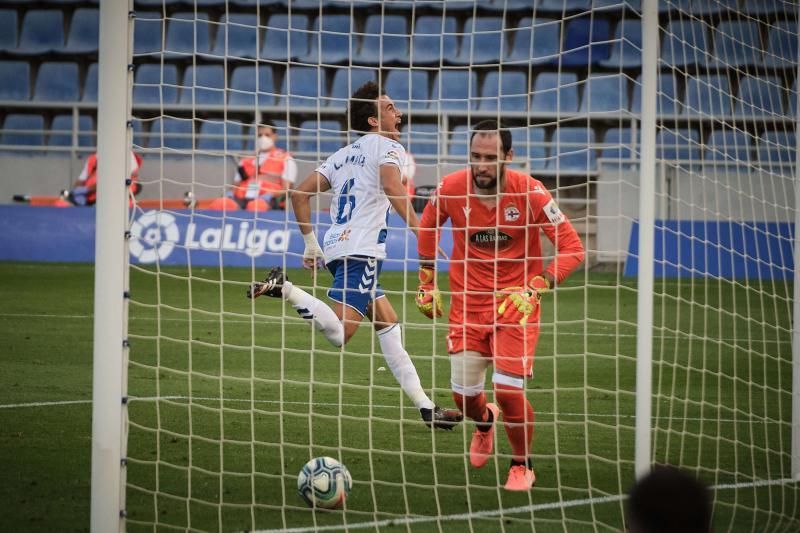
248, 81, 462, 430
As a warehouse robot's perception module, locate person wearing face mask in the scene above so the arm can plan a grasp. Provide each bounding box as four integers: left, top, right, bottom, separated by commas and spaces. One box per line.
232, 124, 298, 210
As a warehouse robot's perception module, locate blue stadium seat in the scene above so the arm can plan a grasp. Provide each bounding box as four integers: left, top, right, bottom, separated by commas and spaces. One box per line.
165, 12, 211, 57
528, 127, 548, 170
735, 76, 785, 117
328, 67, 378, 108
49, 114, 94, 147
756, 130, 796, 166
631, 72, 680, 115
530, 72, 579, 114
448, 124, 469, 158
486, 0, 538, 13
357, 15, 409, 66
64, 8, 99, 54
131, 119, 147, 149
599, 18, 642, 69
548, 127, 597, 171
454, 16, 503, 65
385, 69, 429, 110
277, 66, 321, 108
34, 62, 80, 101
692, 0, 737, 15
600, 128, 638, 160
133, 64, 179, 104
704, 130, 751, 162
508, 18, 560, 66
197, 120, 244, 152
538, 0, 592, 12
709, 20, 763, 67
296, 120, 345, 155
657, 0, 691, 13
684, 75, 732, 116
228, 65, 276, 108
17, 10, 64, 54
211, 13, 259, 59
180, 65, 226, 105
764, 21, 797, 69
261, 14, 310, 62
790, 78, 798, 117
562, 17, 610, 66
743, 0, 793, 16
656, 128, 700, 161
579, 74, 629, 113
0, 10, 18, 51
410, 15, 458, 66
1, 114, 45, 146
306, 14, 355, 65
404, 122, 439, 160
83, 62, 98, 101
149, 117, 195, 150
479, 71, 528, 112
594, 0, 642, 10
661, 20, 711, 67
432, 70, 479, 112
507, 127, 528, 163
0, 61, 31, 100
133, 12, 164, 56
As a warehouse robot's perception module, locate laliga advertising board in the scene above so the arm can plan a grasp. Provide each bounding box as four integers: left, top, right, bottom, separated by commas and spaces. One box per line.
0, 205, 450, 270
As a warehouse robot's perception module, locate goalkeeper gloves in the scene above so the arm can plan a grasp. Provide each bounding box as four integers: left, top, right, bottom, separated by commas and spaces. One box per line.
497, 275, 551, 326
415, 266, 443, 319
302, 231, 325, 270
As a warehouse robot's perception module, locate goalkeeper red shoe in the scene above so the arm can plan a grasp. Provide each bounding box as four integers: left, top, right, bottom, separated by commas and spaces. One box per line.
469, 403, 499, 468
247, 267, 286, 299
504, 464, 536, 491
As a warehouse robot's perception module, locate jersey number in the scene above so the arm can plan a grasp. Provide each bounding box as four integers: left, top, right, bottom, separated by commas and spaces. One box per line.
334, 178, 356, 224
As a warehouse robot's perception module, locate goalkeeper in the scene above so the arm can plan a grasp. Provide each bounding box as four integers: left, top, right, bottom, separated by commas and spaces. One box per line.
416, 120, 584, 490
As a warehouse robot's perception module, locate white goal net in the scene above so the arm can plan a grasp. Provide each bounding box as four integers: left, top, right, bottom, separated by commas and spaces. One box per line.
108, 0, 800, 531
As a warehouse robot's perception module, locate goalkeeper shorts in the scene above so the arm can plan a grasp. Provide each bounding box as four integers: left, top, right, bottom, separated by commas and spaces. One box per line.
327, 255, 385, 316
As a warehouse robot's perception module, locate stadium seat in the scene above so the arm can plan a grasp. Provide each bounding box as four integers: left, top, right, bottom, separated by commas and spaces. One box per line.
704, 129, 751, 163
261, 14, 310, 62
692, 0, 737, 15
448, 124, 470, 159
0, 61, 31, 100
133, 64, 179, 104
306, 14, 355, 65
83, 62, 98, 102
594, 0, 642, 10
508, 18, 560, 66
133, 12, 164, 56
562, 17, 610, 66
530, 72, 579, 114
600, 127, 638, 160
485, 0, 538, 13
548, 127, 597, 171
410, 15, 458, 66
0, 10, 18, 51
64, 8, 99, 54
149, 117, 195, 150
734, 75, 785, 117
385, 68, 429, 110
599, 18, 642, 69
656, 128, 700, 161
295, 120, 345, 155
1, 114, 45, 146
327, 67, 378, 108
743, 0, 792, 16
131, 119, 147, 149
479, 71, 528, 112
34, 62, 80, 102
165, 12, 211, 57
404, 122, 439, 160
579, 74, 629, 113
16, 10, 64, 55
506, 127, 528, 163
276, 66, 321, 109
49, 114, 95, 147
657, 0, 691, 13
431, 70, 479, 112
764, 21, 797, 69
789, 78, 798, 117
538, 0, 592, 12
756, 130, 796, 167
357, 15, 409, 66
211, 13, 259, 59
454, 16, 503, 66
528, 126, 548, 170
228, 65, 276, 108
631, 72, 680, 115
180, 65, 226, 106
661, 20, 711, 67
684, 75, 732, 116
709, 20, 763, 67
197, 120, 244, 152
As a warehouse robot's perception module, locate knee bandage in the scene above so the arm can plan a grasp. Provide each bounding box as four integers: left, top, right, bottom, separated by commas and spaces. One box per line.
450, 351, 490, 397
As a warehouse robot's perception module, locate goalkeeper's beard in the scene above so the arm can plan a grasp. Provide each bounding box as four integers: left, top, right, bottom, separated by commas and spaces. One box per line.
471, 164, 504, 192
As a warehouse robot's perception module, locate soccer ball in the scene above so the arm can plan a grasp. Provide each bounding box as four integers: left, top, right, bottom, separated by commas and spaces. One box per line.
297, 456, 352, 509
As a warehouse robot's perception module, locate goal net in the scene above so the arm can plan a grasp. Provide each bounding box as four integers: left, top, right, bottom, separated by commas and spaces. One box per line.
112, 0, 800, 531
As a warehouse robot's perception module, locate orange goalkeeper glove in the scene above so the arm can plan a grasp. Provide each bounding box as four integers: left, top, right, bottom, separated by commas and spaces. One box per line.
415, 266, 443, 319
497, 275, 551, 326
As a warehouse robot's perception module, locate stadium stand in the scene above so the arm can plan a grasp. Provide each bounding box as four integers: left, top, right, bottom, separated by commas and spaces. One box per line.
165, 12, 212, 57
509, 18, 560, 66
410, 15, 458, 66
561, 16, 610, 66
296, 120, 346, 155
0, 10, 19, 51
276, 65, 321, 108
49, 114, 95, 147
579, 74, 630, 113
306, 14, 355, 66
180, 65, 226, 106
132, 12, 164, 57
765, 20, 797, 69
149, 117, 195, 150
261, 14, 310, 62
734, 75, 786, 117
64, 8, 99, 54
0, 61, 31, 101
530, 72, 579, 113
549, 127, 597, 170
16, 10, 65, 55
478, 71, 528, 112
710, 20, 763, 68
601, 128, 638, 161
661, 20, 712, 67
599, 18, 642, 69
82, 63, 98, 102
357, 14, 409, 66
631, 72, 680, 115
656, 128, 701, 161
528, 126, 548, 170
384, 68, 430, 110
133, 64, 180, 104
454, 16, 504, 66
211, 13, 259, 59
756, 129, 796, 167
197, 120, 244, 152
328, 67, 378, 109
34, 62, 80, 102
2, 114, 45, 146
228, 65, 277, 108
684, 74, 732, 116
448, 124, 470, 158
704, 129, 751, 163
432, 69, 479, 112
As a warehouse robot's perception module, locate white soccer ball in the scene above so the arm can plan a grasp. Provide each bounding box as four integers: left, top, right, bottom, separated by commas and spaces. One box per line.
297, 456, 353, 509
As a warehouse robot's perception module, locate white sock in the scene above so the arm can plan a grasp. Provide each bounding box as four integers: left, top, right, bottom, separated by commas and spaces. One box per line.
282, 281, 344, 347
377, 324, 435, 410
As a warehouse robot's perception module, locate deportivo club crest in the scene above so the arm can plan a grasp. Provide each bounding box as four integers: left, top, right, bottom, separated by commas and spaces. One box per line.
504, 204, 521, 222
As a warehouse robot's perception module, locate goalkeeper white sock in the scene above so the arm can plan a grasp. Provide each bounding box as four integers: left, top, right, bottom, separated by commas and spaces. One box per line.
377, 324, 435, 410
281, 281, 344, 347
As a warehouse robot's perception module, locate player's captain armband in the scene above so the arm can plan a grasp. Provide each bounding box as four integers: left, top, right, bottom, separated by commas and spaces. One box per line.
543, 199, 565, 225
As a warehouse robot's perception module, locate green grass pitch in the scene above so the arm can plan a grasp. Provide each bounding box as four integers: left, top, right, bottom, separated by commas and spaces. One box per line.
1, 262, 798, 532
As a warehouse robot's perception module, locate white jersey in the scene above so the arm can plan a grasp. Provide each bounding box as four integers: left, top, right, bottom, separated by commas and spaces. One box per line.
316, 133, 406, 262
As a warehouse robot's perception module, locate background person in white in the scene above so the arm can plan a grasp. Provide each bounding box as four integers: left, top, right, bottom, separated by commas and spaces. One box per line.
247, 81, 462, 430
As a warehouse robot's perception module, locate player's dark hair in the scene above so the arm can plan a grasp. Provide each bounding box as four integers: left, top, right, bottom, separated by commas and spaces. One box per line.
470, 119, 512, 154
349, 81, 384, 133
625, 465, 712, 533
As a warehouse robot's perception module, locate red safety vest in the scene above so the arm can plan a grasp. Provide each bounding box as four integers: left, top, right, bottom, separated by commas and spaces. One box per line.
234, 148, 290, 200
84, 152, 142, 204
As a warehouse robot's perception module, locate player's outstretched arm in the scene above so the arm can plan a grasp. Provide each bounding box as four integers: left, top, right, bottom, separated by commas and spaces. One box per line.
290, 171, 330, 270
